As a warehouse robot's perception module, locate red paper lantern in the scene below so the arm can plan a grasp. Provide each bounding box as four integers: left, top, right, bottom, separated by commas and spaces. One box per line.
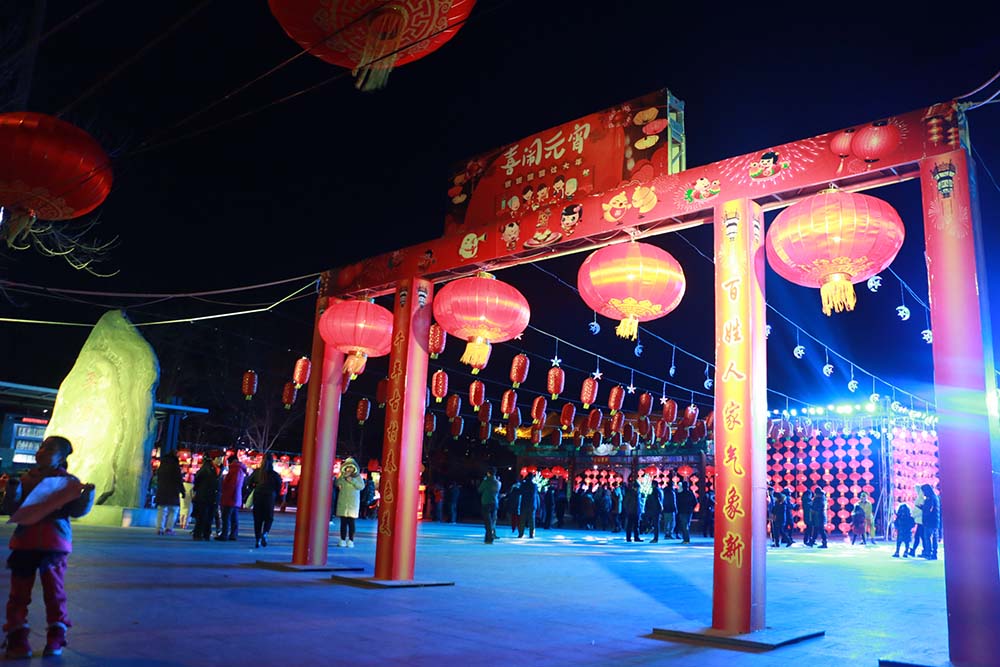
291, 356, 312, 389
677, 464, 694, 478
636, 392, 653, 417
451, 416, 464, 440
281, 381, 297, 409
547, 366, 565, 400
635, 416, 651, 438
691, 419, 707, 442
269, 0, 476, 91
478, 399, 492, 424
560, 403, 577, 431
610, 412, 625, 434
424, 413, 436, 437
478, 421, 492, 443
319, 299, 394, 379
766, 189, 905, 315
531, 396, 547, 424
622, 422, 634, 442
581, 377, 599, 409
445, 394, 462, 422
530, 426, 542, 446
510, 354, 530, 388
241, 370, 258, 401
550, 429, 562, 448
356, 398, 371, 425
587, 408, 603, 434
677, 404, 699, 429
500, 389, 517, 419
431, 370, 448, 403
376, 377, 389, 408
428, 323, 447, 359
469, 380, 485, 412
851, 119, 901, 165
671, 425, 689, 444
608, 385, 625, 415
432, 272, 530, 374
506, 408, 521, 443
577, 241, 686, 340
662, 398, 678, 422
0, 112, 113, 227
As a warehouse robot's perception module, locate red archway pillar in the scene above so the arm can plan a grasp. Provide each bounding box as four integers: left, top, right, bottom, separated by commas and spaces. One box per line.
292, 296, 345, 566
711, 199, 768, 634
374, 278, 433, 580
920, 148, 1000, 666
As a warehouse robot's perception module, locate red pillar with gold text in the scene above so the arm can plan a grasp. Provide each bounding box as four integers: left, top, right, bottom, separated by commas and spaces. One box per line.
920, 148, 1000, 666
711, 199, 768, 634
374, 278, 433, 580
293, 291, 345, 565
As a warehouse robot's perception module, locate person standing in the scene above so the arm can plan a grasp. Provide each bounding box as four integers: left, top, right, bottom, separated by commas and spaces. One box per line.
335, 458, 365, 548
554, 478, 568, 528
770, 491, 790, 547
542, 484, 555, 529
446, 481, 461, 524
699, 488, 716, 538
660, 480, 677, 540
155, 453, 185, 536
246, 453, 283, 548
918, 484, 938, 559
810, 487, 829, 548
478, 467, 501, 544
506, 477, 522, 534
892, 503, 915, 558
2, 436, 95, 658
799, 489, 815, 545
676, 480, 697, 544
518, 476, 540, 538
908, 485, 925, 557
645, 478, 664, 542
610, 481, 623, 533
857, 491, 875, 543
218, 455, 247, 541
623, 476, 644, 542
192, 452, 222, 541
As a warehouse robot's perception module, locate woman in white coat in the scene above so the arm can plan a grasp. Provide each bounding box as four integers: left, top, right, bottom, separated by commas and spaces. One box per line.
335, 458, 366, 547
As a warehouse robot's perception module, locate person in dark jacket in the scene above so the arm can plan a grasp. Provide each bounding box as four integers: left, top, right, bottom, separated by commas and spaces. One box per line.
623, 476, 645, 542
218, 455, 247, 541
918, 484, 939, 559
675, 480, 697, 544
799, 489, 815, 545
506, 478, 521, 534
810, 487, 828, 548
645, 479, 664, 542
477, 468, 501, 544
446, 481, 461, 523
661, 480, 678, 539
699, 489, 715, 538
155, 453, 185, 535
892, 503, 915, 558
192, 452, 222, 541
542, 485, 555, 529
245, 453, 283, 548
770, 490, 791, 547
518, 477, 540, 538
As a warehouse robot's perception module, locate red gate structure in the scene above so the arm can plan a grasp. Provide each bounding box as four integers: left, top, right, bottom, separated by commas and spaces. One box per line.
292, 91, 999, 665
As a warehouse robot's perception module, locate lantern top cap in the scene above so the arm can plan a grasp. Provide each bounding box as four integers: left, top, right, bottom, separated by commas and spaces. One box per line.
473, 271, 496, 280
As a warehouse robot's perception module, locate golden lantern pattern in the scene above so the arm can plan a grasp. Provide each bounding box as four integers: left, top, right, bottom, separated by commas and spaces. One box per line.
581, 377, 599, 409
765, 188, 905, 316
431, 370, 448, 403
547, 366, 565, 400
560, 403, 576, 431
428, 323, 447, 359
530, 396, 547, 425
292, 357, 312, 388
469, 380, 485, 412
608, 385, 625, 415
510, 353, 530, 388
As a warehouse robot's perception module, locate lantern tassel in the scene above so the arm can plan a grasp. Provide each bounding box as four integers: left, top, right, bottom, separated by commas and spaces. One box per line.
820, 275, 857, 316
353, 8, 405, 92
615, 316, 640, 340
343, 351, 369, 380
461, 339, 492, 373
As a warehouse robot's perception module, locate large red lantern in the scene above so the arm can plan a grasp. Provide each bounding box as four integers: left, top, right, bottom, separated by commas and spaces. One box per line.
319, 299, 394, 379
560, 403, 576, 431
469, 380, 485, 412
431, 370, 448, 403
241, 370, 258, 401
577, 241, 686, 340
547, 366, 565, 400
581, 377, 599, 409
268, 0, 476, 92
432, 272, 530, 374
766, 188, 905, 315
510, 353, 530, 387
281, 381, 297, 409
500, 389, 517, 419
0, 112, 113, 231
356, 398, 371, 425
850, 119, 901, 165
428, 323, 447, 359
292, 356, 312, 388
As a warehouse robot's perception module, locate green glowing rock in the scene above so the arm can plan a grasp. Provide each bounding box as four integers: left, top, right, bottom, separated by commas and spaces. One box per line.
46, 310, 160, 507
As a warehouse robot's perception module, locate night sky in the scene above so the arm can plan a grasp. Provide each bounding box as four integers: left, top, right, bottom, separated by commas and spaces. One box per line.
2, 1, 999, 446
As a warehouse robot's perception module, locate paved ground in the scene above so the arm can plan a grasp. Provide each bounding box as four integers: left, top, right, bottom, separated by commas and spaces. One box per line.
0, 515, 951, 666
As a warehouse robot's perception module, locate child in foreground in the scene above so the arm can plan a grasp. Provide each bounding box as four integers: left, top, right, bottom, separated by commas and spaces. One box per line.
2, 436, 95, 658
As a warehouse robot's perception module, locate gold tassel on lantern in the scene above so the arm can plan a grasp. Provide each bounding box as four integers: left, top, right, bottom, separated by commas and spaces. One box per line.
820, 273, 857, 316
353, 7, 405, 91
343, 351, 369, 380
461, 337, 492, 374
615, 315, 640, 340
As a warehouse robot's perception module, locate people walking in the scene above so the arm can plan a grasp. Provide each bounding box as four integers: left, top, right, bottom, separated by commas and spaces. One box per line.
218, 454, 247, 541
810, 487, 829, 548
155, 452, 185, 536
908, 486, 925, 557
192, 451, 222, 541
246, 453, 283, 548
478, 468, 501, 544
892, 503, 915, 558
675, 480, 697, 544
645, 479, 663, 542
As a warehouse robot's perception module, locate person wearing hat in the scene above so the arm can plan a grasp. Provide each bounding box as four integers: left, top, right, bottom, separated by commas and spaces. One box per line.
334, 458, 365, 548
191, 451, 223, 541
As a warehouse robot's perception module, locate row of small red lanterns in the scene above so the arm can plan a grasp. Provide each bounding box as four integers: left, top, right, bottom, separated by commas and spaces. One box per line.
239, 356, 313, 409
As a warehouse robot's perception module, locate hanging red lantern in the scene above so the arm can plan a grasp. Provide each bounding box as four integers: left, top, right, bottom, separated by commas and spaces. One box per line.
609, 432, 622, 450
829, 127, 855, 174
691, 419, 707, 442
622, 421, 634, 442
610, 411, 625, 434
424, 412, 436, 437
241, 370, 258, 401
281, 381, 297, 409
628, 430, 639, 450
367, 458, 381, 472
451, 416, 464, 440
677, 464, 694, 478
560, 403, 577, 431
850, 119, 901, 165
547, 366, 565, 400
356, 398, 371, 425
671, 425, 689, 444
581, 377, 599, 409
291, 356, 312, 389
530, 425, 543, 446
500, 389, 517, 419
376, 377, 389, 408
469, 380, 485, 412
319, 298, 394, 379
591, 431, 604, 449
705, 410, 715, 430
577, 241, 686, 340
506, 408, 521, 443
478, 399, 492, 425
635, 415, 651, 438
661, 398, 678, 422
531, 396, 547, 425
428, 323, 447, 359
445, 394, 462, 422
636, 392, 653, 417
510, 354, 530, 388
654, 419, 670, 444
268, 0, 476, 92
587, 408, 603, 434
608, 385, 625, 415
432, 272, 530, 374
431, 370, 448, 403
478, 421, 492, 443
550, 429, 562, 448
766, 188, 905, 316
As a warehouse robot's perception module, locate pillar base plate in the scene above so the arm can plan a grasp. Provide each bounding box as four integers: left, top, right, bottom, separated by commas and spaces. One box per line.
879, 659, 953, 667
254, 560, 365, 573
651, 623, 824, 651
329, 573, 455, 589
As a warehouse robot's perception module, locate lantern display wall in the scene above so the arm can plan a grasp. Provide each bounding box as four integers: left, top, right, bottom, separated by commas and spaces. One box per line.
889, 426, 939, 512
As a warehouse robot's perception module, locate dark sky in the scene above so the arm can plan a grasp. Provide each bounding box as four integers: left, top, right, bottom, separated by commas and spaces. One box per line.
2, 0, 1000, 427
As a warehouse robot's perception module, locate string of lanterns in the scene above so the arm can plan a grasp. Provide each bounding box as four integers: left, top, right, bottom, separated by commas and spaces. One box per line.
238, 356, 313, 410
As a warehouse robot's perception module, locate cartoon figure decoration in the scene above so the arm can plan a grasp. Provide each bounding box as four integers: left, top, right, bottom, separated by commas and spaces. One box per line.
500, 221, 521, 251
417, 249, 436, 272
458, 232, 487, 260
631, 185, 657, 216
684, 176, 721, 203
602, 191, 631, 223
523, 208, 561, 248
749, 150, 789, 179
560, 203, 583, 236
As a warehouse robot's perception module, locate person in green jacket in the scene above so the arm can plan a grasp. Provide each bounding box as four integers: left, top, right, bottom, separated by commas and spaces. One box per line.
477, 468, 501, 544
